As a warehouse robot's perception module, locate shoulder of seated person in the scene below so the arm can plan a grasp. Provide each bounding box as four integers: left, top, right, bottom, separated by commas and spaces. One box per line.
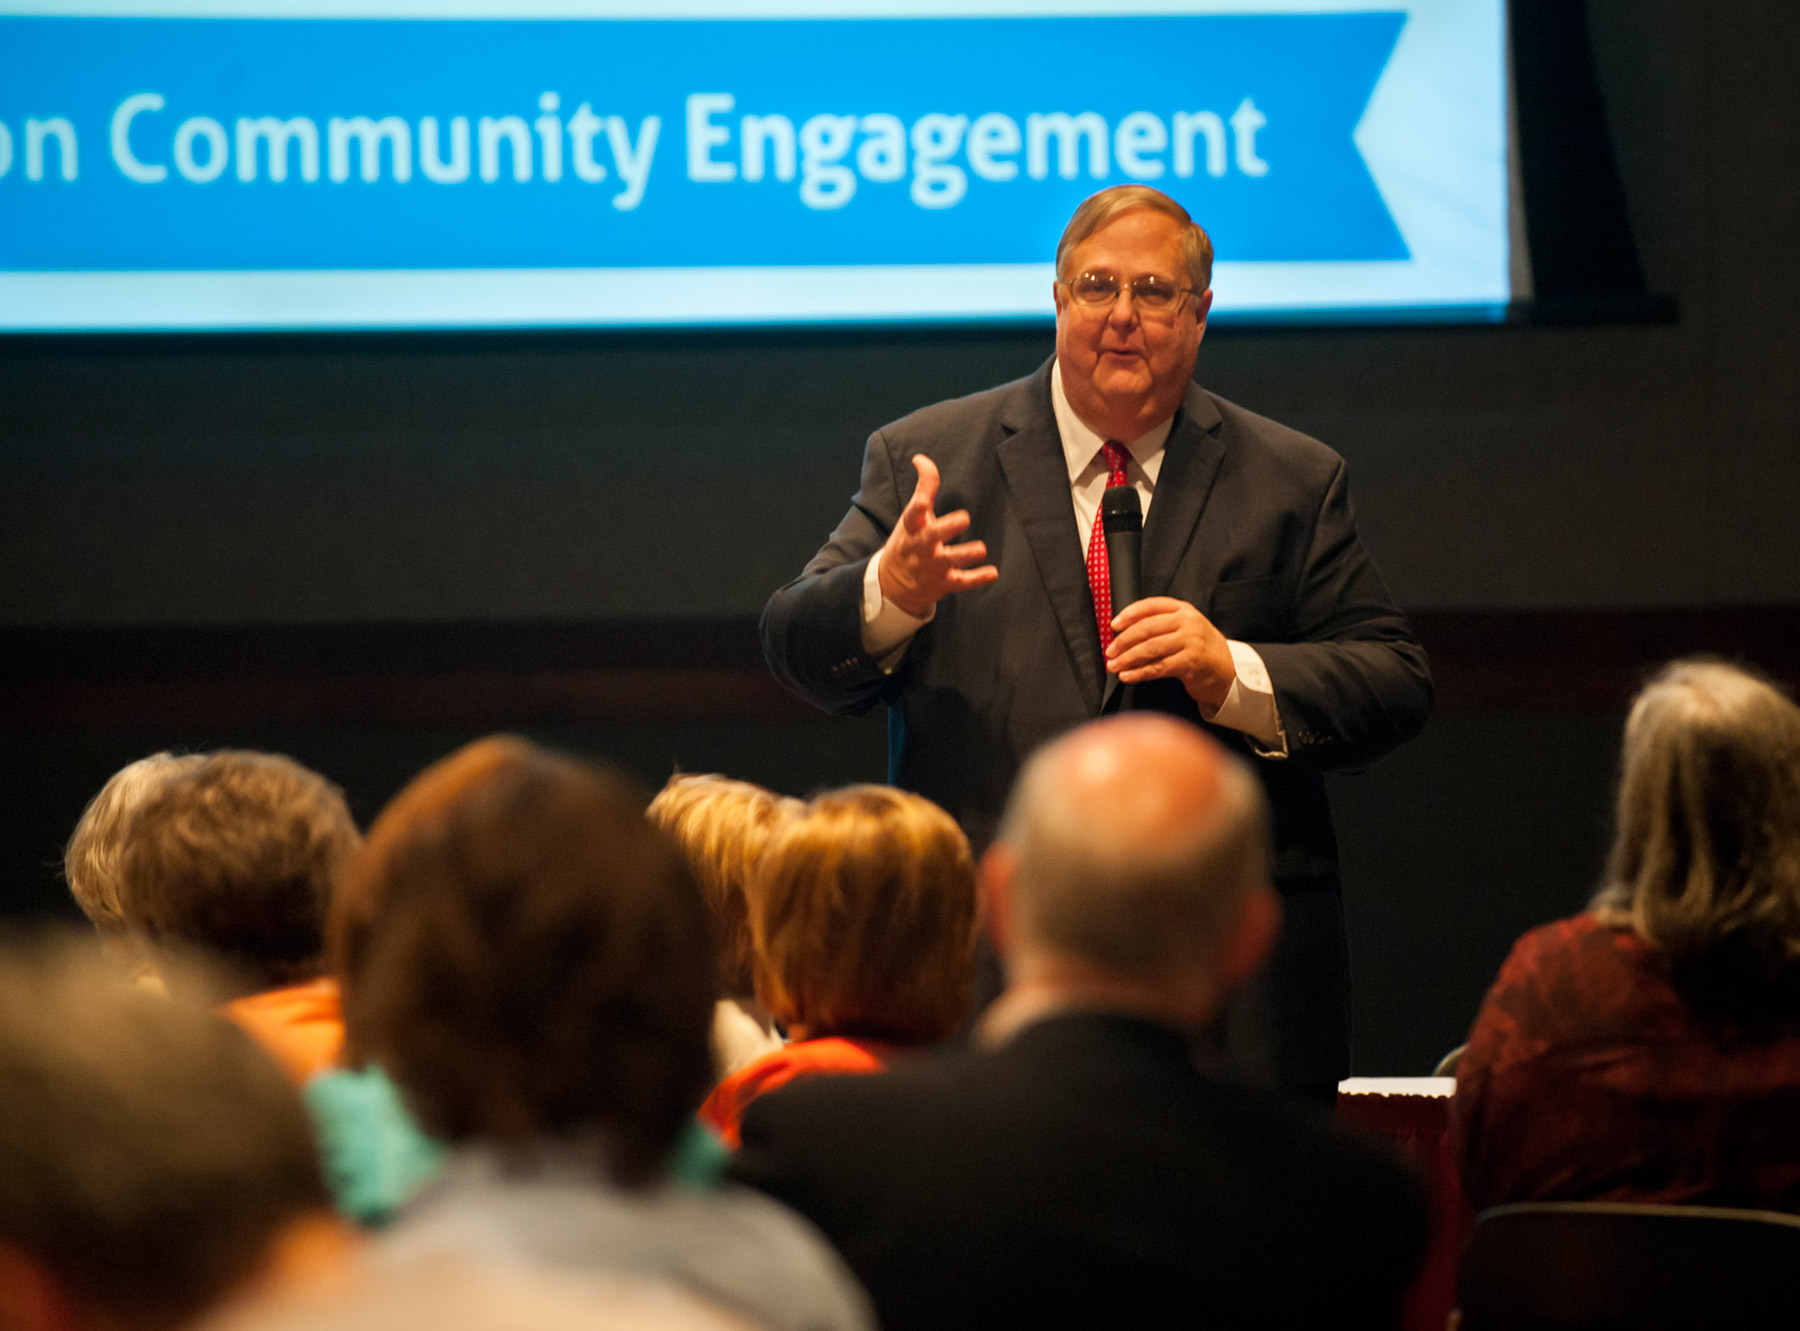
1503, 912, 1625, 971
734, 1048, 974, 1136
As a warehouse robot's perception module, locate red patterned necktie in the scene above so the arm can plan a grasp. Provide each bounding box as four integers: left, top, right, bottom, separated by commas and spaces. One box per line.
1086, 441, 1133, 652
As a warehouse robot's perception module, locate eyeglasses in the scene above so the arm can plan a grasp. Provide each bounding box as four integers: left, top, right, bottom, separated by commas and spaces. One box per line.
1062, 270, 1196, 319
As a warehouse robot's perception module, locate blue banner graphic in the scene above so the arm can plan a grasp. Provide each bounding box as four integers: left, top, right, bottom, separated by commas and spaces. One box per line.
0, 14, 1407, 273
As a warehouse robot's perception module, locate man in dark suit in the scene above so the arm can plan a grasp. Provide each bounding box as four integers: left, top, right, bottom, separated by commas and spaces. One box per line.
730, 715, 1427, 1331
761, 185, 1431, 1099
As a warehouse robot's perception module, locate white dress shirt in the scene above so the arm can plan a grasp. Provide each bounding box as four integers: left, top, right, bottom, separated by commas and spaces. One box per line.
860, 362, 1288, 755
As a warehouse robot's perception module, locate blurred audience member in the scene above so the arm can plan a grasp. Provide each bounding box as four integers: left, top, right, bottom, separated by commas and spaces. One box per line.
63, 750, 205, 980
0, 936, 348, 1331
1455, 659, 1800, 1211
203, 1256, 758, 1331
648, 774, 798, 1077
730, 715, 1426, 1331
307, 742, 519, 1228
119, 751, 359, 1083
700, 785, 976, 1147
339, 737, 874, 1331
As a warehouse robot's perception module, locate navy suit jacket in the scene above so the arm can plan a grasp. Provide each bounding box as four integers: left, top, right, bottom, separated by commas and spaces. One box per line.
730, 1011, 1428, 1331
760, 359, 1431, 1088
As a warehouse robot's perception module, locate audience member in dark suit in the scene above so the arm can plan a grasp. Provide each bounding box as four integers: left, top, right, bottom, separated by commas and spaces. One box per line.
762, 184, 1431, 1099
1454, 659, 1800, 1212
731, 714, 1428, 1331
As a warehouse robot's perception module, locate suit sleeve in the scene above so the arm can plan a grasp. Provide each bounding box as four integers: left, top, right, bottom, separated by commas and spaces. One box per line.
760, 427, 913, 716
1252, 457, 1433, 771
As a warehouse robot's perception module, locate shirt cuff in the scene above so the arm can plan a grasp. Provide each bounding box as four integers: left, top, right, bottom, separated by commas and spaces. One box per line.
1200, 640, 1289, 758
862, 549, 933, 670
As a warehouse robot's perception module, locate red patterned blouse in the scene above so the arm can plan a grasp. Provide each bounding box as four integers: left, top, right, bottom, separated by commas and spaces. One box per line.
1452, 912, 1800, 1212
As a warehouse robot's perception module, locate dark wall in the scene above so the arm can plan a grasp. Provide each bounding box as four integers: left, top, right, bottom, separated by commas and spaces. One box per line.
3, 0, 1797, 1072
4, 7, 1798, 623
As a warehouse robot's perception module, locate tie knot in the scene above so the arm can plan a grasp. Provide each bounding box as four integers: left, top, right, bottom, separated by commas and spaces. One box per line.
1101, 441, 1131, 487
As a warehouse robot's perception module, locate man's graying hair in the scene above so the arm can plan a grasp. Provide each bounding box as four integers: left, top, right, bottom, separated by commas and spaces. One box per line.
996, 734, 1268, 978
1055, 184, 1215, 293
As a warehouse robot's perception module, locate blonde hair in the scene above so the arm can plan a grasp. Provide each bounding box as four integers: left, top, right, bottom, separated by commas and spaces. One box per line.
64, 752, 206, 938
749, 786, 977, 1045
647, 774, 801, 997
1591, 659, 1800, 997
1055, 184, 1214, 292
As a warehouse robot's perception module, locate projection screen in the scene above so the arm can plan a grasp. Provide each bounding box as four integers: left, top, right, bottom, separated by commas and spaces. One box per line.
0, 0, 1510, 330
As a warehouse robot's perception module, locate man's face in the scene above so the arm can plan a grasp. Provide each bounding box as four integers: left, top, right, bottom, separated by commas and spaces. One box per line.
1053, 209, 1212, 435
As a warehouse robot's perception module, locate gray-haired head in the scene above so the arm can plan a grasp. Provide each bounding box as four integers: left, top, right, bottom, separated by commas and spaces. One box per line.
995, 714, 1270, 985
1592, 658, 1800, 997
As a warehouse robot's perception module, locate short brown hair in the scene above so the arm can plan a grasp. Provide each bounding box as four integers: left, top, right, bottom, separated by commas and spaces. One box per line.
64, 751, 205, 939
1592, 659, 1800, 1000
749, 785, 977, 1045
120, 751, 359, 991
0, 934, 328, 1330
648, 774, 801, 998
1055, 184, 1214, 292
338, 737, 716, 1187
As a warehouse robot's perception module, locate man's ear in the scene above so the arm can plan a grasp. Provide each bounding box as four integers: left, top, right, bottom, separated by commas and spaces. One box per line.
1217, 886, 1280, 994
1193, 286, 1215, 334
978, 843, 1018, 960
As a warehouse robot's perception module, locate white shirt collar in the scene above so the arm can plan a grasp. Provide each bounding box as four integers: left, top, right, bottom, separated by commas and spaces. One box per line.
1050, 359, 1176, 486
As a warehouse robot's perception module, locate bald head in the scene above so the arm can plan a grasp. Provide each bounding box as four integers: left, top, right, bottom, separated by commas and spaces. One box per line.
994, 715, 1272, 991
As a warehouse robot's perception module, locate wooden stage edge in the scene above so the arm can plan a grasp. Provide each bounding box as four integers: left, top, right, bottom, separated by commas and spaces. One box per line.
4, 607, 1798, 730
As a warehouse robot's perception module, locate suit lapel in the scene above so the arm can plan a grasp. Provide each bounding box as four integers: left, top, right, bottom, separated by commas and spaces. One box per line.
996, 370, 1106, 711
1140, 386, 1226, 597
1101, 386, 1227, 713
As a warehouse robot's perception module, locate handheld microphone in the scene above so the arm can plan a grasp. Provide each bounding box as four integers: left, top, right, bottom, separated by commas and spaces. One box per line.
1102, 484, 1143, 622
1102, 484, 1142, 689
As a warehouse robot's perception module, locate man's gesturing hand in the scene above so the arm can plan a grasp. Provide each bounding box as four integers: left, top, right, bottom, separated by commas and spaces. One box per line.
877, 454, 999, 619
1106, 597, 1236, 709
